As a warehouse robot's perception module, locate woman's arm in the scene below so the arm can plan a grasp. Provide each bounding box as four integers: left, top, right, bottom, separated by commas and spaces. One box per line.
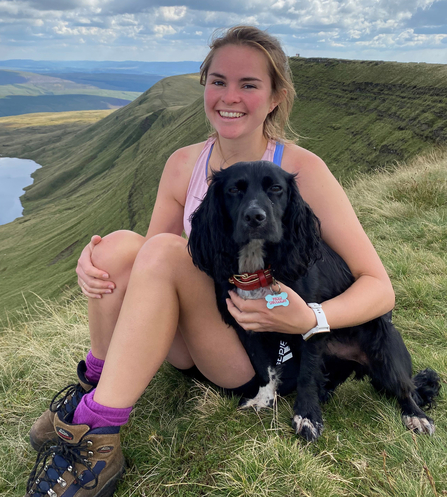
292, 147, 395, 329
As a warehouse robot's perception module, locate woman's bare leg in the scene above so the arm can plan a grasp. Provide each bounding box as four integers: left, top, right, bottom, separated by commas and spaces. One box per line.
88, 230, 146, 360
88, 230, 195, 370
94, 233, 255, 408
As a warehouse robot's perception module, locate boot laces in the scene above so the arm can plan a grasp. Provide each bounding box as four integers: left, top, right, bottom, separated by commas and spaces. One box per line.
49, 383, 86, 415
26, 437, 98, 495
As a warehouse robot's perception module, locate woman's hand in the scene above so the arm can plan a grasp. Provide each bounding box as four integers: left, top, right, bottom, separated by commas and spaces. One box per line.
226, 282, 317, 335
76, 235, 115, 298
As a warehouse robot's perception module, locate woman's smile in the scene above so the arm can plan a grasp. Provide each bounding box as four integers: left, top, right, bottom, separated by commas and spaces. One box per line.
218, 110, 246, 119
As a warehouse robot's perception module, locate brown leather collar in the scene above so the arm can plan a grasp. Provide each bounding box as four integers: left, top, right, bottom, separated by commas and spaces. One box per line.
228, 267, 273, 291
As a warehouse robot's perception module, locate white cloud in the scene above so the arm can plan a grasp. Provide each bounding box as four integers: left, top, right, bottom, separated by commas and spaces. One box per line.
159, 6, 187, 21
0, 0, 446, 62
153, 24, 176, 37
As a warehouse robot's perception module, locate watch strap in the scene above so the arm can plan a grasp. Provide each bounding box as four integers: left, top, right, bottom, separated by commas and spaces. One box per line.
302, 303, 330, 341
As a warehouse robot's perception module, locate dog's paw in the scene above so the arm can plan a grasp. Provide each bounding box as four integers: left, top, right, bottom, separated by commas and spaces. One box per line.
402, 414, 435, 435
292, 415, 324, 442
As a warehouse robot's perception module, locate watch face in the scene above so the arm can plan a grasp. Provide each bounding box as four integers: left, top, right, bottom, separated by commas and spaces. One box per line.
302, 328, 331, 341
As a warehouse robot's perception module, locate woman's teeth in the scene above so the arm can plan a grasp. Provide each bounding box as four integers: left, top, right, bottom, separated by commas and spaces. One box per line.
219, 111, 244, 118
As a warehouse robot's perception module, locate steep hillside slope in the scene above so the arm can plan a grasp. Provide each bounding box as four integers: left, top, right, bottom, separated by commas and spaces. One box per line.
0, 59, 446, 316
290, 57, 447, 179
0, 74, 205, 316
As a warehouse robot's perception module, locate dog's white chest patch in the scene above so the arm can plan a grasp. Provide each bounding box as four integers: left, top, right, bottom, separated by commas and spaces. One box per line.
237, 240, 271, 300
239, 366, 279, 411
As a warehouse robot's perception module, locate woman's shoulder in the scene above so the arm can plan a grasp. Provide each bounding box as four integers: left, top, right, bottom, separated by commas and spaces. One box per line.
161, 140, 209, 206
281, 143, 329, 178
167, 140, 209, 166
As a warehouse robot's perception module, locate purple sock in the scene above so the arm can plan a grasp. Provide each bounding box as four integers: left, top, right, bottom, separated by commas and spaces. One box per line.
85, 350, 104, 383
73, 389, 132, 429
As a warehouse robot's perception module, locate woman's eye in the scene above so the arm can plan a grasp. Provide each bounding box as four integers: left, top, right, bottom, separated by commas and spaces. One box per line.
212, 80, 224, 86
269, 185, 283, 193
243, 84, 256, 89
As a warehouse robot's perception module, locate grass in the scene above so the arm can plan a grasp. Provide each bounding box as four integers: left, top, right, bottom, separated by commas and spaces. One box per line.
1, 151, 446, 496
289, 57, 447, 180
0, 110, 115, 129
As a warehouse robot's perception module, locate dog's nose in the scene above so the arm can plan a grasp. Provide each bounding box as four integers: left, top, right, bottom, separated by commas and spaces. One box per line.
244, 206, 267, 228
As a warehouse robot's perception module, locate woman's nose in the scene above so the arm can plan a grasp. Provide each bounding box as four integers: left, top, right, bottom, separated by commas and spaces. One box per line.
221, 85, 241, 105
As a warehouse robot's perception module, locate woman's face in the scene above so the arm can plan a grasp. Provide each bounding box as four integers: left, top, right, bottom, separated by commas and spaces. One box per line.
204, 44, 279, 142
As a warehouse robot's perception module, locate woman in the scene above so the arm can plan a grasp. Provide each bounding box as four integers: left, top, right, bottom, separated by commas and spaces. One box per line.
26, 26, 395, 497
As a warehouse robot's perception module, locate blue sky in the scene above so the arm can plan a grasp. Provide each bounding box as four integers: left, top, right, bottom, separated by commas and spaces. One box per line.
0, 0, 446, 64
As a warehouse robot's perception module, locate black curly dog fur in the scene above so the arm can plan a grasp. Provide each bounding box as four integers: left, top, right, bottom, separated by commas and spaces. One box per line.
188, 160, 440, 441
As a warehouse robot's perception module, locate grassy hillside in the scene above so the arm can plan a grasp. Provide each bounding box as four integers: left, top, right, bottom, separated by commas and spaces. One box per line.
0, 58, 446, 316
0, 110, 115, 160
290, 57, 447, 179
1, 153, 445, 496
0, 73, 204, 317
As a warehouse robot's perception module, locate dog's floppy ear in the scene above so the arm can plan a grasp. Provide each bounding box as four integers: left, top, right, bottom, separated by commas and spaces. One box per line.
187, 171, 238, 281
274, 174, 322, 280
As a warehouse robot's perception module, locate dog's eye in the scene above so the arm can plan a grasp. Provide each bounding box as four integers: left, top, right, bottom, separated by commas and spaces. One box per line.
269, 185, 283, 193
228, 186, 240, 194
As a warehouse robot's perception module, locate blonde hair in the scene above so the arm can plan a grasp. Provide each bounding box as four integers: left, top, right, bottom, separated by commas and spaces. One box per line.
200, 25, 297, 143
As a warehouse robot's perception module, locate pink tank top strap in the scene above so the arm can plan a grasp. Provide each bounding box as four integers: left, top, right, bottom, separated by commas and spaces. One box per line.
262, 140, 276, 163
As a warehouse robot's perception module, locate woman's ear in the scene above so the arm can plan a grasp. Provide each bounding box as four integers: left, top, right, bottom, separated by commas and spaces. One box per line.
269, 88, 287, 113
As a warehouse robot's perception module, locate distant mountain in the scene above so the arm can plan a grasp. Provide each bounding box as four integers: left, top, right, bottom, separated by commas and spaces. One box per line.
0, 60, 202, 76
0, 62, 202, 116
0, 69, 154, 117
41, 73, 164, 92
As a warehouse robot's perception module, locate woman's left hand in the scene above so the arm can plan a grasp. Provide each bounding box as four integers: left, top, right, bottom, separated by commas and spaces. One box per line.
226, 282, 317, 335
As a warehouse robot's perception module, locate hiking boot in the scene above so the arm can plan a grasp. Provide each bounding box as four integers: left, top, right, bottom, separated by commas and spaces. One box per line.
25, 411, 125, 497
30, 361, 97, 451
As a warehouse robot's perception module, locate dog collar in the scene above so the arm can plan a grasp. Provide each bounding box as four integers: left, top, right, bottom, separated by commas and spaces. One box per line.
229, 267, 273, 290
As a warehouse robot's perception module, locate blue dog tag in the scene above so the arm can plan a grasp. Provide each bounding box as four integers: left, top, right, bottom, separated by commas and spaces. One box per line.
265, 292, 289, 309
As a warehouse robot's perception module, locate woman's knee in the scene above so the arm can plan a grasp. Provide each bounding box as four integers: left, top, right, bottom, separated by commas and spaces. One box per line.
133, 234, 189, 276
91, 230, 145, 277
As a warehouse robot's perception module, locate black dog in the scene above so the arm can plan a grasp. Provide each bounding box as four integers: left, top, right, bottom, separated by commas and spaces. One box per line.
188, 160, 440, 441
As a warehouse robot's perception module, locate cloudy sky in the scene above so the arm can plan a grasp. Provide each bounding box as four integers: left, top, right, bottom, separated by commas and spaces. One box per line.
1, 0, 446, 64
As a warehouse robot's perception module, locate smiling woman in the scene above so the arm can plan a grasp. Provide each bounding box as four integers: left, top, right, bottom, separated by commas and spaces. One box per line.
24, 25, 397, 497
0, 157, 41, 225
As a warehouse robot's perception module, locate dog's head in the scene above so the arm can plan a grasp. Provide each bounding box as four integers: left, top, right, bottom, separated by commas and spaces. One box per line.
219, 161, 291, 245
188, 160, 321, 283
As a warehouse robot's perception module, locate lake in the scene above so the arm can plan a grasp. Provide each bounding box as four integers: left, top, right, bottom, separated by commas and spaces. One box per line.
0, 157, 41, 225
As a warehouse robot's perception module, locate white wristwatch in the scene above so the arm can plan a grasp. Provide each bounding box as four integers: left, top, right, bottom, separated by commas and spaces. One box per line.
302, 303, 330, 341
